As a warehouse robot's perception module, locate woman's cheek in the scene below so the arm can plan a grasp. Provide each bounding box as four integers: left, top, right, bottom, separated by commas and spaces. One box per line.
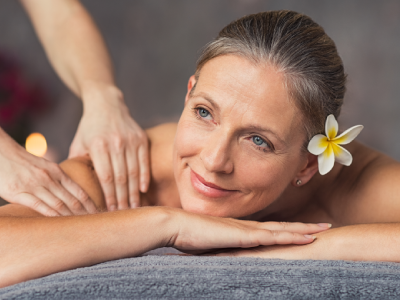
235, 152, 290, 197
175, 122, 202, 158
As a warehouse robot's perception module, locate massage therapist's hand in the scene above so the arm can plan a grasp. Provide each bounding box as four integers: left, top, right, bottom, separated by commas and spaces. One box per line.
167, 209, 331, 253
68, 84, 150, 211
0, 128, 97, 216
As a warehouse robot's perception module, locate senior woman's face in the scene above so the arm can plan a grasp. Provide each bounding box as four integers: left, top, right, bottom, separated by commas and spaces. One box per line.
173, 55, 308, 218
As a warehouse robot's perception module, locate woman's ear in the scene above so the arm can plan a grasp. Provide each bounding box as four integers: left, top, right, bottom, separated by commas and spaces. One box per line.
292, 153, 319, 187
185, 75, 197, 104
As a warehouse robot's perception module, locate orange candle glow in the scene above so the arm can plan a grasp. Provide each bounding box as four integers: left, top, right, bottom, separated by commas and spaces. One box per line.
25, 133, 47, 157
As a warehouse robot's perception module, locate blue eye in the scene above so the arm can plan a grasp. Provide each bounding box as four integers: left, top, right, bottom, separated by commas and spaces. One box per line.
252, 136, 268, 148
198, 108, 210, 118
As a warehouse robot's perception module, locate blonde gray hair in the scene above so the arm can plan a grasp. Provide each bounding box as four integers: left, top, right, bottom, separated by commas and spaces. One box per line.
194, 10, 346, 141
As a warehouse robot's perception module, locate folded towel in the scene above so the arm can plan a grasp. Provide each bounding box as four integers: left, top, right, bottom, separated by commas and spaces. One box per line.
1, 255, 400, 299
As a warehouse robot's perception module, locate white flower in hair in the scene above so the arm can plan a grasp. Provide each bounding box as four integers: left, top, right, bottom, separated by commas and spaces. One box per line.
308, 114, 363, 175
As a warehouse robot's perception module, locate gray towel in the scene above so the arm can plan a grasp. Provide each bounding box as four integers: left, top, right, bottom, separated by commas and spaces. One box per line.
1, 255, 400, 299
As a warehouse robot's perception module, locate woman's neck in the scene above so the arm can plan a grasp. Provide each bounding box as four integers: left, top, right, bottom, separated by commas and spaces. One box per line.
142, 123, 181, 208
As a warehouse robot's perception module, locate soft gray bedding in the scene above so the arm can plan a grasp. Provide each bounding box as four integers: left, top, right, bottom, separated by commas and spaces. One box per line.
1, 254, 400, 299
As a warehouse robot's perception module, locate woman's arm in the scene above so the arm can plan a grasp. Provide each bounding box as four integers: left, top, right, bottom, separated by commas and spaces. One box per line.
215, 223, 400, 262
0, 158, 329, 288
20, 0, 150, 211
216, 147, 400, 261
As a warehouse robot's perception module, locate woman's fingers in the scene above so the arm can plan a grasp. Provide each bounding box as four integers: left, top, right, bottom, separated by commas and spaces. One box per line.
260, 221, 331, 234
172, 212, 325, 251
257, 229, 316, 246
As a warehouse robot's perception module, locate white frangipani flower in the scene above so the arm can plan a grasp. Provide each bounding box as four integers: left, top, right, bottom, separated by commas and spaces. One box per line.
307, 114, 364, 175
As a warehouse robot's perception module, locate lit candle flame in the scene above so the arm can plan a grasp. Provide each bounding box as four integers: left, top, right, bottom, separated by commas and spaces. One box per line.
26, 133, 47, 157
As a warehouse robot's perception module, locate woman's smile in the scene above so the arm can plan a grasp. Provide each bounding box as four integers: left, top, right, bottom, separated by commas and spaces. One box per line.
173, 55, 306, 217
190, 169, 238, 198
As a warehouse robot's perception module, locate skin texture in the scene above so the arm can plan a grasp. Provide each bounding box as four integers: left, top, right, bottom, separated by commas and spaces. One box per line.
2, 54, 400, 287
0, 150, 329, 287
173, 56, 318, 218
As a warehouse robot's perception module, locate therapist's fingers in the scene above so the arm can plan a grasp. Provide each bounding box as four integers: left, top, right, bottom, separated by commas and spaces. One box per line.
126, 148, 140, 208
90, 140, 117, 211
138, 141, 150, 193
58, 172, 98, 214
14, 193, 60, 217
110, 145, 129, 210
32, 186, 73, 216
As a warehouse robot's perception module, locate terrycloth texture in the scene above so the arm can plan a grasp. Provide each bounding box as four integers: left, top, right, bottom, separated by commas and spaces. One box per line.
2, 256, 400, 299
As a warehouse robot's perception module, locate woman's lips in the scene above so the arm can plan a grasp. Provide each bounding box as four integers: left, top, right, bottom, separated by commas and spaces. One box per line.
190, 170, 238, 198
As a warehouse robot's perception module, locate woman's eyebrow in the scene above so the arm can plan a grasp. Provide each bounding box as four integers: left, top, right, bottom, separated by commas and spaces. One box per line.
191, 92, 220, 112
191, 92, 287, 146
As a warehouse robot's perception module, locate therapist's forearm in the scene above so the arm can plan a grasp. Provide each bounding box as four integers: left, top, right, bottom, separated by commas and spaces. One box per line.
20, 0, 116, 98
0, 207, 173, 288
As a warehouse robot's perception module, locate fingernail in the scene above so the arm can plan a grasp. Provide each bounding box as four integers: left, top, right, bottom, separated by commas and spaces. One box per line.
130, 203, 138, 209
109, 205, 116, 211
318, 223, 332, 228
304, 235, 316, 240
140, 183, 147, 193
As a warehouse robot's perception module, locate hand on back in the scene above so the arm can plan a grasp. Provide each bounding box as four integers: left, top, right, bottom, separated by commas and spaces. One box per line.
0, 130, 97, 216
68, 86, 150, 211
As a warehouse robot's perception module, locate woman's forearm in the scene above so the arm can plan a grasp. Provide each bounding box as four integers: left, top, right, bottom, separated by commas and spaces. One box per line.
311, 223, 400, 262
234, 223, 400, 262
20, 0, 115, 97
0, 207, 173, 288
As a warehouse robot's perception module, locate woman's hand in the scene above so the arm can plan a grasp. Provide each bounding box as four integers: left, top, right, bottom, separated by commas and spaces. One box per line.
206, 228, 331, 259
0, 128, 97, 216
167, 209, 331, 253
68, 84, 150, 211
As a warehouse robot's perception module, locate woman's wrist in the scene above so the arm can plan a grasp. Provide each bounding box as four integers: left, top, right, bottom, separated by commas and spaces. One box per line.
118, 206, 180, 252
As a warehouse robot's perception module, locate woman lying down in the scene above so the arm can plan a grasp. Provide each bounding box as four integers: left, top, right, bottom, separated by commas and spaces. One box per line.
1, 10, 400, 288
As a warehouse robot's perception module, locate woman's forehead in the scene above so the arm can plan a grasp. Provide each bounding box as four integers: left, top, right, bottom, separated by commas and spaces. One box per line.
192, 55, 303, 144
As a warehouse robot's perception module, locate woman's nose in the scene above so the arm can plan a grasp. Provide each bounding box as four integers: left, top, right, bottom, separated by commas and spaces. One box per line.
200, 131, 234, 174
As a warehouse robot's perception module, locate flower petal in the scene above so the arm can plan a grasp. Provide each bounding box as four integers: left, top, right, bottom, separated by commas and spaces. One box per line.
333, 125, 364, 145
318, 143, 335, 175
332, 143, 353, 166
325, 114, 338, 140
308, 134, 329, 155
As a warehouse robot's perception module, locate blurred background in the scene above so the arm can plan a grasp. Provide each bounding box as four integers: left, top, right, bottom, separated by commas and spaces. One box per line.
0, 0, 399, 205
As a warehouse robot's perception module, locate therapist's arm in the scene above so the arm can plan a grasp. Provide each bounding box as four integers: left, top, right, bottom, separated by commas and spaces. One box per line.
20, 0, 150, 211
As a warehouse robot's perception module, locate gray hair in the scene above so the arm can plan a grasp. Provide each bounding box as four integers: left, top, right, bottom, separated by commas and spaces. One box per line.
194, 10, 346, 143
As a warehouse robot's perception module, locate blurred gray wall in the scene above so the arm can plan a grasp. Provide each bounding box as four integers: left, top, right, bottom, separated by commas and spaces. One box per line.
0, 0, 399, 161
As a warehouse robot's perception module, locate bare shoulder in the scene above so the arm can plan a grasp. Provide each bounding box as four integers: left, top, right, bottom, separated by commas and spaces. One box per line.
59, 157, 106, 211
146, 123, 178, 143
329, 142, 400, 225
143, 123, 179, 207
145, 123, 177, 179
